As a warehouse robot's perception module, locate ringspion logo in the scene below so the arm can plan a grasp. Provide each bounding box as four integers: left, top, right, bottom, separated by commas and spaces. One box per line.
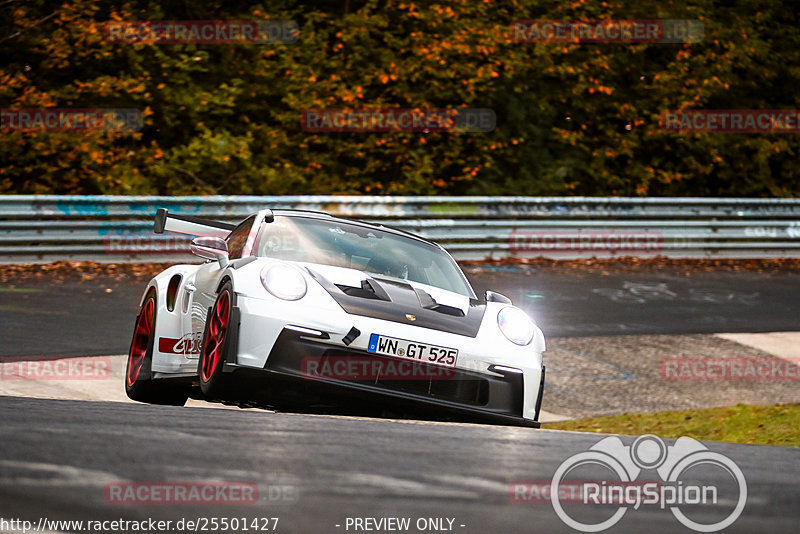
547, 435, 746, 532
510, 480, 664, 504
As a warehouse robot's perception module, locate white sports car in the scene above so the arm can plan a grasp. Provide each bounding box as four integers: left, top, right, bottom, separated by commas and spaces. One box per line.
126, 208, 546, 426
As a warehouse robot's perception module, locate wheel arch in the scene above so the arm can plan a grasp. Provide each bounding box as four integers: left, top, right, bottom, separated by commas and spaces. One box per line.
216, 275, 233, 294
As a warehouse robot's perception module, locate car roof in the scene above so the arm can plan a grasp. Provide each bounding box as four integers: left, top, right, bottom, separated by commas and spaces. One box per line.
269, 209, 437, 247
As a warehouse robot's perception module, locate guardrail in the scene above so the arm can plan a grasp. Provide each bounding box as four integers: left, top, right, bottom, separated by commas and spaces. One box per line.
1, 195, 799, 263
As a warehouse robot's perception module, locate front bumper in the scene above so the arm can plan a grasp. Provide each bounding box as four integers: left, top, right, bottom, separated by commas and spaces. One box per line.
230, 293, 546, 427
244, 329, 543, 426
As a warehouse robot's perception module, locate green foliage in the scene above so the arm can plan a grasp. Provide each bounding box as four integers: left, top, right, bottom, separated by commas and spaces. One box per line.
549, 403, 800, 447
1, 0, 799, 196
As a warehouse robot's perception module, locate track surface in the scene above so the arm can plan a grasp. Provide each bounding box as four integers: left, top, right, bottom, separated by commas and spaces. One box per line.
1, 396, 798, 534
1, 266, 798, 533
1, 266, 799, 357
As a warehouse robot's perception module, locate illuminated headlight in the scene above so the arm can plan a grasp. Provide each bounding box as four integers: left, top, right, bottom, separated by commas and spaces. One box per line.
497, 307, 534, 346
260, 263, 307, 301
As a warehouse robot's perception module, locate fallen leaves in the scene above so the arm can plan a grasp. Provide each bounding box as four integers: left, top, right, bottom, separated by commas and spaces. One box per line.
1, 257, 799, 285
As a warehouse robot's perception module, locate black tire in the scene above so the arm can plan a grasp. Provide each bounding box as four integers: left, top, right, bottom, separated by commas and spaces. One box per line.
199, 281, 235, 400
125, 288, 189, 406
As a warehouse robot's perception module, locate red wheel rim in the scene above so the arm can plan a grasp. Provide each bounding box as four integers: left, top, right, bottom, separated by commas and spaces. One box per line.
201, 290, 231, 383
127, 297, 154, 387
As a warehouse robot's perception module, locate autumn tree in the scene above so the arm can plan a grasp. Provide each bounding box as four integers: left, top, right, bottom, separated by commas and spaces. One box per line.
1, 0, 798, 197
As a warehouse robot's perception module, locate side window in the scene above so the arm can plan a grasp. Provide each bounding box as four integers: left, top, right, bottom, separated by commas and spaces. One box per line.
226, 216, 255, 260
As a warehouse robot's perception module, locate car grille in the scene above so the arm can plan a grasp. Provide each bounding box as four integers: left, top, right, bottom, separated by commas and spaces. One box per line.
321, 349, 490, 406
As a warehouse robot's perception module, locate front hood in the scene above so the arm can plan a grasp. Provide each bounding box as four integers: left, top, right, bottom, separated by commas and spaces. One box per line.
300, 263, 486, 338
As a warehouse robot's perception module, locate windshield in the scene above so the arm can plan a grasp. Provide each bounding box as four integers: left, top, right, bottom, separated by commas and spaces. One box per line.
254, 215, 474, 297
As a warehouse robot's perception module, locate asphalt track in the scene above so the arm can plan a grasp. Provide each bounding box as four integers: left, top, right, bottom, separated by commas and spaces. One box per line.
1, 266, 799, 357
1, 266, 799, 533
1, 396, 798, 534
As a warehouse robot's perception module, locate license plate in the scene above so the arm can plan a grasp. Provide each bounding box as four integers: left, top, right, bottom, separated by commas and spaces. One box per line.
367, 334, 457, 368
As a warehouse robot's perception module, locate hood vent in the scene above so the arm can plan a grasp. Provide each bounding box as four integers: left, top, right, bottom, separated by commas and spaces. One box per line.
306, 267, 485, 337
335, 278, 391, 301
412, 287, 465, 317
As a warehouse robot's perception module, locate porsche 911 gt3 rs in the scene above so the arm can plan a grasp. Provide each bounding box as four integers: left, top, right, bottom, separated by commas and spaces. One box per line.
125, 208, 546, 426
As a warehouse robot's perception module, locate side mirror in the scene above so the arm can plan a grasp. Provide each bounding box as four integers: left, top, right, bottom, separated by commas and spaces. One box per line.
191, 236, 229, 268
485, 290, 512, 304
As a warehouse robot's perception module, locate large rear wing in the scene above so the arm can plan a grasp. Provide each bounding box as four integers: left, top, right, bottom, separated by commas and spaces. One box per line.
153, 208, 235, 239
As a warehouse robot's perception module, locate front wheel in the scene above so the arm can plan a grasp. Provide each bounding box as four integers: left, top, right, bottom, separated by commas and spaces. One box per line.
125, 289, 189, 406
199, 282, 235, 399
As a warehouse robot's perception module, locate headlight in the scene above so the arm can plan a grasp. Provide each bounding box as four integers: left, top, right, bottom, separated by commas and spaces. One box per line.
260, 263, 307, 301
497, 307, 534, 346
